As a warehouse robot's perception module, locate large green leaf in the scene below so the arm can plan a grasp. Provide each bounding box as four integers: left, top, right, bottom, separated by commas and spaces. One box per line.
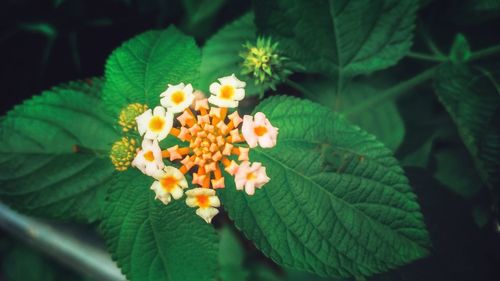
253, 0, 418, 77
101, 169, 219, 281
304, 81, 405, 151
103, 26, 201, 115
218, 227, 248, 281
433, 64, 500, 188
433, 144, 483, 198
220, 96, 429, 278
0, 79, 118, 222
200, 12, 262, 96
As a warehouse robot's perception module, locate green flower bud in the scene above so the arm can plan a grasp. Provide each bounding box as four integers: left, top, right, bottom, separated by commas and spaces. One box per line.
110, 137, 137, 171
118, 103, 148, 132
240, 37, 290, 90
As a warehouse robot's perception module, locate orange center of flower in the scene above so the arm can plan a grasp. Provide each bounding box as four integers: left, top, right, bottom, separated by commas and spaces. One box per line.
246, 172, 256, 180
149, 116, 165, 132
254, 126, 268, 136
160, 176, 178, 192
196, 195, 210, 208
143, 150, 155, 162
220, 85, 234, 100
162, 102, 247, 189
171, 91, 185, 105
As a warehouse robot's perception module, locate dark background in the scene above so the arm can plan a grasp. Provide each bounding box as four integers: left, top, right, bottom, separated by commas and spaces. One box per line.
2, 0, 500, 116
0, 0, 250, 115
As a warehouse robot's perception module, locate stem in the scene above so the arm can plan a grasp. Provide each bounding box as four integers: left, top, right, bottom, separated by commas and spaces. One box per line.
470, 44, 500, 61
69, 31, 81, 74
407, 52, 447, 62
345, 65, 441, 116
474, 66, 500, 96
284, 79, 315, 98
0, 203, 125, 281
419, 23, 446, 57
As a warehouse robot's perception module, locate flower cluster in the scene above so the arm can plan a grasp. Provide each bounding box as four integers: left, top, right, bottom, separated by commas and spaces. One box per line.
113, 74, 278, 223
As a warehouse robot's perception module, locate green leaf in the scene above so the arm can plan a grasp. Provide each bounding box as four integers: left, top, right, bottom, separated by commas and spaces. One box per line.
433, 144, 483, 198
247, 264, 282, 281
182, 0, 226, 28
433, 64, 500, 188
450, 0, 500, 24
449, 34, 471, 63
304, 81, 405, 151
470, 0, 500, 11
400, 135, 434, 168
472, 205, 490, 228
396, 89, 446, 168
218, 227, 248, 281
0, 79, 118, 222
103, 26, 201, 115
101, 169, 219, 281
285, 269, 345, 281
19, 22, 57, 38
2, 245, 56, 281
220, 96, 429, 278
388, 168, 494, 281
58, 78, 105, 98
200, 12, 263, 96
253, 0, 418, 76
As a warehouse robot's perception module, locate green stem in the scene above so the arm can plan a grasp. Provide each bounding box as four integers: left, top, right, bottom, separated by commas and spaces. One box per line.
284, 79, 315, 98
419, 23, 446, 57
345, 65, 441, 116
474, 66, 500, 95
407, 52, 447, 62
470, 44, 500, 61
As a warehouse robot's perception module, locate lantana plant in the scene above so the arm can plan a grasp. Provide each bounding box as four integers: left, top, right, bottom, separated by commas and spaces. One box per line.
111, 74, 278, 223
19, 0, 500, 277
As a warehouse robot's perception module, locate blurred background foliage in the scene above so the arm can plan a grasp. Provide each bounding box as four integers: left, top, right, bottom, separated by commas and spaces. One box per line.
0, 0, 250, 114
1, 0, 500, 280
0, 238, 86, 281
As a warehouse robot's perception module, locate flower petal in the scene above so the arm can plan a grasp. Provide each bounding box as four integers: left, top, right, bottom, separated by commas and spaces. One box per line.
196, 207, 219, 223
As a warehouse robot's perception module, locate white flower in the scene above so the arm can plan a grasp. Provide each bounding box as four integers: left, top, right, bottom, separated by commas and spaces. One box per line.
242, 112, 278, 148
160, 83, 195, 113
136, 106, 174, 141
208, 74, 246, 108
234, 161, 270, 195
185, 188, 220, 223
131, 139, 164, 176
150, 166, 188, 205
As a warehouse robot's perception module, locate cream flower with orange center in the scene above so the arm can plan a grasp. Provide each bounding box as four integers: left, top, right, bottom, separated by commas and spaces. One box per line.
234, 161, 270, 195
136, 106, 174, 141
208, 74, 246, 108
131, 139, 164, 176
160, 83, 195, 113
242, 112, 278, 148
185, 188, 220, 223
150, 166, 188, 205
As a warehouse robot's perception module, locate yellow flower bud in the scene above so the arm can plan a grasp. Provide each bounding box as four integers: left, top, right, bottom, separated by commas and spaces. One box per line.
118, 103, 148, 132
110, 137, 137, 171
